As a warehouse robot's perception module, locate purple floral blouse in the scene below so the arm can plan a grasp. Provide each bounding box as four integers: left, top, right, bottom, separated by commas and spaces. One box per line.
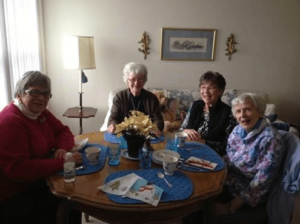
223, 118, 284, 207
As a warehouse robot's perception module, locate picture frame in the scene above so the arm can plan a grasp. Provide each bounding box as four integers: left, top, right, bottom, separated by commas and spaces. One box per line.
160, 28, 217, 61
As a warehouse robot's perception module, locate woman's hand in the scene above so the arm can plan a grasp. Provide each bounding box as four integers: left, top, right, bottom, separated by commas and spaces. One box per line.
54, 150, 82, 165
183, 129, 201, 141
72, 152, 83, 165
54, 149, 67, 159
164, 121, 171, 132
107, 124, 116, 133
150, 129, 162, 137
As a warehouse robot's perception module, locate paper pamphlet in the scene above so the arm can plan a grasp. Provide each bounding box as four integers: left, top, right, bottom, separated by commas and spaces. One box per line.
98, 173, 163, 206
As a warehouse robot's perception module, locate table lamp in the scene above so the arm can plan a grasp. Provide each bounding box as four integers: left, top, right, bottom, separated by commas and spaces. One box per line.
63, 35, 96, 112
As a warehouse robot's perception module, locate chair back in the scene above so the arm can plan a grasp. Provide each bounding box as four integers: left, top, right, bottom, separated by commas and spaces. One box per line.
266, 130, 300, 224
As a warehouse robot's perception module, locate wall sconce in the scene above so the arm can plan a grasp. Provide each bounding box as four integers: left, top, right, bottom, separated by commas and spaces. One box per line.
63, 35, 96, 112
225, 34, 237, 61
138, 32, 150, 60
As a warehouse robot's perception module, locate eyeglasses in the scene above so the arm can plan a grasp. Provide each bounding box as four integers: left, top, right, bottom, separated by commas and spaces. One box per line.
25, 90, 52, 99
128, 78, 145, 83
200, 85, 218, 91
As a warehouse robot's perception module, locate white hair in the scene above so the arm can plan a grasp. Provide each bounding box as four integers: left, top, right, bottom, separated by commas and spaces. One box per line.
231, 92, 266, 117
122, 62, 148, 84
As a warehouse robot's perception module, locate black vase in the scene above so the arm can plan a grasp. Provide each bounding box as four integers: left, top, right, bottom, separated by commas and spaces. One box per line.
123, 134, 145, 158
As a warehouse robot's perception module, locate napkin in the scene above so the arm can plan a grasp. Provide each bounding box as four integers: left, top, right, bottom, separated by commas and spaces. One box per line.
98, 173, 163, 206
186, 156, 217, 170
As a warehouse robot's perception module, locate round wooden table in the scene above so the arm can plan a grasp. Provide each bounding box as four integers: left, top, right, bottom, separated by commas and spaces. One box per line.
47, 131, 227, 224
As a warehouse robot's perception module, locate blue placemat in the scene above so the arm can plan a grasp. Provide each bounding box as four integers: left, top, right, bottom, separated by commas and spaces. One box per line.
58, 143, 107, 176
177, 142, 225, 172
104, 168, 193, 204
104, 132, 164, 145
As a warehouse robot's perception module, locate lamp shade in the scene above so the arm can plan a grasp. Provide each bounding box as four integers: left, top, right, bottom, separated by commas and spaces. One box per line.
63, 35, 96, 69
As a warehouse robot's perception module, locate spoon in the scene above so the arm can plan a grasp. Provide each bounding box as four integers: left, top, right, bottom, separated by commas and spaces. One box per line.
76, 165, 85, 170
184, 146, 200, 152
157, 171, 172, 188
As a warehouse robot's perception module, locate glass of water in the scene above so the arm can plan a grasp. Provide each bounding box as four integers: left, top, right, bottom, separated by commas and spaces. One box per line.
107, 143, 121, 166
165, 135, 178, 152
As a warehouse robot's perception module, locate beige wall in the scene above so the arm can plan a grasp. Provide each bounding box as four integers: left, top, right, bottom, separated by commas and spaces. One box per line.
42, 0, 300, 135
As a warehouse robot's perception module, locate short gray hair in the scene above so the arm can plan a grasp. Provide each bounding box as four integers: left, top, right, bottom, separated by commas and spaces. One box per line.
14, 71, 51, 97
122, 62, 148, 84
231, 93, 266, 117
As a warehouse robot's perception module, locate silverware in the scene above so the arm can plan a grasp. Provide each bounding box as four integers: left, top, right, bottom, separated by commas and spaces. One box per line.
184, 147, 200, 152
183, 163, 202, 170
183, 161, 212, 170
76, 165, 85, 170
157, 171, 172, 188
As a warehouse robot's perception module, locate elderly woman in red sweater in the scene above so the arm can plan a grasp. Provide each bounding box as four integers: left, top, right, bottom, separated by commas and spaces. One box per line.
0, 71, 82, 224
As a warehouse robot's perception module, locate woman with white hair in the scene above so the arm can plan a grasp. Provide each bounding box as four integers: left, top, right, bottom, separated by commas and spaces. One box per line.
213, 92, 284, 216
107, 62, 164, 134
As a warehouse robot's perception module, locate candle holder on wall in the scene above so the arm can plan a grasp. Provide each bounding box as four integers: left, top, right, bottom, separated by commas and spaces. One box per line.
138, 32, 150, 60
225, 34, 237, 61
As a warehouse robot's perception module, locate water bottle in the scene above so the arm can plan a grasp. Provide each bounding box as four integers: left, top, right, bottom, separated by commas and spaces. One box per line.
139, 139, 153, 169
64, 152, 75, 183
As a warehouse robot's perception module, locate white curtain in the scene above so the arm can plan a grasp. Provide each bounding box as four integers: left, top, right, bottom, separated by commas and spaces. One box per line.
0, 0, 43, 110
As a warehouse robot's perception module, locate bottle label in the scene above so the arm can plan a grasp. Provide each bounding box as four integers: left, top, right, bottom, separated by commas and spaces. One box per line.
64, 162, 75, 173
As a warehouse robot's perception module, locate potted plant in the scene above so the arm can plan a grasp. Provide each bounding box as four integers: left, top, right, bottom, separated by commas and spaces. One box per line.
115, 110, 157, 158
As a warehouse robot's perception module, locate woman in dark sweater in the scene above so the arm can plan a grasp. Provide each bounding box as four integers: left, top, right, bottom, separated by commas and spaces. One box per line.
107, 62, 164, 134
183, 71, 237, 156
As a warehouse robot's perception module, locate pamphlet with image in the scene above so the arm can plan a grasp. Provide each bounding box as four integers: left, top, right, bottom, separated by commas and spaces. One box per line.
98, 173, 163, 206
123, 178, 163, 206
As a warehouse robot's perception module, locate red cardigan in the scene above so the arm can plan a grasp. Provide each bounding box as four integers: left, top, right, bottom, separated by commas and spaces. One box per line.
0, 103, 74, 201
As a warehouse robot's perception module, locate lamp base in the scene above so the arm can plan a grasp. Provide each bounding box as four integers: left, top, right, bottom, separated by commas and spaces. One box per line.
79, 92, 83, 113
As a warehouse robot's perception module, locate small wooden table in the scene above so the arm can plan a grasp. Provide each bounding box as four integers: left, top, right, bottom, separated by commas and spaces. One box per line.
47, 132, 227, 224
63, 107, 97, 135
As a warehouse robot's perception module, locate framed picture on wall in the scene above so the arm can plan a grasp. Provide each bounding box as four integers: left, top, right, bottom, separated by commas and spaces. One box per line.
160, 28, 217, 61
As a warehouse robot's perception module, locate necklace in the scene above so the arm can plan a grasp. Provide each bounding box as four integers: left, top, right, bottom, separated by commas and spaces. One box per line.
131, 96, 141, 111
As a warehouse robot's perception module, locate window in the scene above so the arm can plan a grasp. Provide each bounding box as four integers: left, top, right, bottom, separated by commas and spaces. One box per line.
0, 0, 43, 110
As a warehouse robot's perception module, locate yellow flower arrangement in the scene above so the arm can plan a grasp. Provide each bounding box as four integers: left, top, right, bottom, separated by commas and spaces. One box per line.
115, 110, 157, 138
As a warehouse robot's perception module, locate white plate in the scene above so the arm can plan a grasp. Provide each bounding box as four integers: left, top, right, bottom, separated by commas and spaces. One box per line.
72, 138, 88, 152
121, 150, 140, 161
152, 149, 180, 165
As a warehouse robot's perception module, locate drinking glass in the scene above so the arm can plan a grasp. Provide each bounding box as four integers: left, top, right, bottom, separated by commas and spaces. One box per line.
107, 143, 121, 166
165, 136, 178, 152
139, 143, 153, 169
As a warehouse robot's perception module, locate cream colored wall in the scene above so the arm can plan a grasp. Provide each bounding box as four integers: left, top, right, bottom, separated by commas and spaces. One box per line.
42, 0, 300, 135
